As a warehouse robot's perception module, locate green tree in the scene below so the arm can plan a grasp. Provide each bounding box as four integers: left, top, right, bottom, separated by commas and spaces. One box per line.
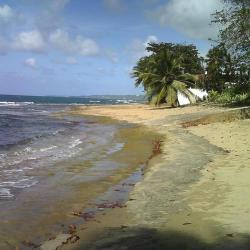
205, 43, 236, 92
146, 42, 203, 74
132, 44, 201, 107
212, 0, 250, 65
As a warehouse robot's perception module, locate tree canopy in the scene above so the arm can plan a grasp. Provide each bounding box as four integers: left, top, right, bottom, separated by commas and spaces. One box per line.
146, 42, 203, 74
205, 43, 235, 92
132, 42, 202, 106
211, 0, 250, 93
212, 0, 250, 64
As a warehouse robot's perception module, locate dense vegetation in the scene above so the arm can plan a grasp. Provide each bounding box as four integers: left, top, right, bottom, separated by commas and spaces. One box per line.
132, 43, 203, 107
208, 0, 250, 105
132, 0, 249, 106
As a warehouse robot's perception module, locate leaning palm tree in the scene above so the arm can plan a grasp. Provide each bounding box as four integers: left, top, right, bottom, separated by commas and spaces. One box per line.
132, 49, 200, 107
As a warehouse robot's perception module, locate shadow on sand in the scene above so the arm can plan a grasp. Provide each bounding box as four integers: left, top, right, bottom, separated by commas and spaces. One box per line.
71, 226, 250, 250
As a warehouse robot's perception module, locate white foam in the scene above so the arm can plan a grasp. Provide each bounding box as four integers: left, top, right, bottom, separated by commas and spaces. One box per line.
0, 101, 20, 106
23, 102, 34, 105
13, 178, 38, 188
0, 154, 6, 164
7, 159, 23, 165
40, 145, 57, 152
0, 188, 14, 198
115, 99, 136, 104
0, 181, 16, 187
0, 101, 34, 106
24, 147, 32, 152
4, 169, 24, 173
69, 139, 82, 148
27, 157, 38, 160
22, 166, 33, 170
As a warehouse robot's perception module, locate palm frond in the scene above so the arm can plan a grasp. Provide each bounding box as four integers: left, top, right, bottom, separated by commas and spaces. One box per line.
178, 73, 200, 86
172, 80, 187, 91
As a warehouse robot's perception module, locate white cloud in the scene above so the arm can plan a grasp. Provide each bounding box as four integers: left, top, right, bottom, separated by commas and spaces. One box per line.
76, 38, 99, 56
49, 29, 99, 56
12, 30, 46, 52
24, 58, 37, 68
149, 0, 223, 40
103, 0, 124, 10
0, 4, 14, 22
49, 29, 72, 51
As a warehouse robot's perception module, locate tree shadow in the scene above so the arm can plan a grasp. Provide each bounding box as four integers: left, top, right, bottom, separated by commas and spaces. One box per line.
72, 226, 250, 250
148, 106, 176, 110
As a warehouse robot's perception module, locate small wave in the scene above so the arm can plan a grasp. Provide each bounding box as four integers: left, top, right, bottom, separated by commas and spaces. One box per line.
0, 101, 34, 106
69, 138, 82, 148
0, 102, 20, 106
0, 178, 38, 189
11, 146, 34, 157
23, 102, 34, 104
39, 145, 57, 152
24, 147, 32, 153
0, 188, 14, 199
107, 143, 124, 155
4, 169, 24, 173
0, 153, 6, 161
6, 159, 24, 166
13, 178, 38, 188
0, 181, 16, 187
89, 100, 101, 103
22, 166, 33, 170
115, 99, 136, 104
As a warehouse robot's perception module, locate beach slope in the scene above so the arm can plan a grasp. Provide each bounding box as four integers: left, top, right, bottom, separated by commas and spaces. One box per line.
58, 104, 250, 250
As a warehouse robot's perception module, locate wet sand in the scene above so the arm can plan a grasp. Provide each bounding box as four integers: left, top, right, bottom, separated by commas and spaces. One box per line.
43, 104, 250, 250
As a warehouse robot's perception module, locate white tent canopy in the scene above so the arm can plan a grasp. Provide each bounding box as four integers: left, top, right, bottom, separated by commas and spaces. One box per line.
177, 88, 208, 106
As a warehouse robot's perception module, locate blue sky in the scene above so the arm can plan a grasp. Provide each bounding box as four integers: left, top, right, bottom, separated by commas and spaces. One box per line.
0, 0, 223, 96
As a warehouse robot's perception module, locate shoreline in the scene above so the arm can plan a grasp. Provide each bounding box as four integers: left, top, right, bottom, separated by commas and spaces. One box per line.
0, 110, 162, 250
43, 104, 250, 250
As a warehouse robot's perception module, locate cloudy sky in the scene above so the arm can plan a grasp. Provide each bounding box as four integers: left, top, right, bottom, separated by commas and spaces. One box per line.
0, 0, 224, 96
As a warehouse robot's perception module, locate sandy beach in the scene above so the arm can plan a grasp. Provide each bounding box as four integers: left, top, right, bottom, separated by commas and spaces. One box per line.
41, 104, 250, 250
2, 0, 248, 249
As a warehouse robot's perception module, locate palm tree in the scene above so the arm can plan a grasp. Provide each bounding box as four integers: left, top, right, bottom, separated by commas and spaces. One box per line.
132, 48, 199, 107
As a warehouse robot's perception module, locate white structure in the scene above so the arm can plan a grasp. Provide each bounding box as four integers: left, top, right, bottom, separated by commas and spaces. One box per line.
177, 88, 208, 106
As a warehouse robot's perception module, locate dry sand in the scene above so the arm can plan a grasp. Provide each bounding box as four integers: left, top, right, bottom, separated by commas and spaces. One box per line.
187, 119, 250, 234
52, 104, 250, 250
69, 104, 221, 125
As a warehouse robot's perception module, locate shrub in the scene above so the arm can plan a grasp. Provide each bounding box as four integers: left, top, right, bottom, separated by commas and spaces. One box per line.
208, 89, 250, 105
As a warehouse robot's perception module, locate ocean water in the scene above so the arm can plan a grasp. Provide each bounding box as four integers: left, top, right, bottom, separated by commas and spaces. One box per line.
0, 94, 145, 199
0, 103, 117, 199
0, 94, 145, 105
0, 95, 157, 248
